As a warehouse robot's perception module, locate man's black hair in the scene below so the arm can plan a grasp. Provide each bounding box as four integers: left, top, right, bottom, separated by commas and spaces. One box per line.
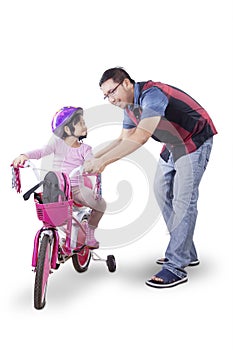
99, 67, 135, 86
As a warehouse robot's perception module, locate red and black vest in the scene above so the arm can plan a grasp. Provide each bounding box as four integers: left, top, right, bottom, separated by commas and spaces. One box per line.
126, 81, 217, 161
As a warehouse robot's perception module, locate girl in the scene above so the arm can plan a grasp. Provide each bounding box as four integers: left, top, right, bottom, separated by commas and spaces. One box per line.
13, 106, 106, 249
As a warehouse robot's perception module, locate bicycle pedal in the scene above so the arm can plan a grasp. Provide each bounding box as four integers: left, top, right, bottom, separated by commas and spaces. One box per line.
72, 244, 86, 254
54, 263, 61, 270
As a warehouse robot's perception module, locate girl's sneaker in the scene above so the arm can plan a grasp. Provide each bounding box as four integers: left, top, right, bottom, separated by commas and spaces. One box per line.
85, 225, 99, 249
85, 237, 99, 249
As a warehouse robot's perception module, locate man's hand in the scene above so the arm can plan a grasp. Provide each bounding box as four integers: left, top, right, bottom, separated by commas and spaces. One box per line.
83, 157, 106, 174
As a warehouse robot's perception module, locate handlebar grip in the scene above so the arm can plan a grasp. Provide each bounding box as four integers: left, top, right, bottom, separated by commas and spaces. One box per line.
23, 181, 44, 201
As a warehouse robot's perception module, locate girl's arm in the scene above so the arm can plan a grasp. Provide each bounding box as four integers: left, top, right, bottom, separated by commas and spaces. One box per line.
12, 135, 58, 167
12, 154, 29, 167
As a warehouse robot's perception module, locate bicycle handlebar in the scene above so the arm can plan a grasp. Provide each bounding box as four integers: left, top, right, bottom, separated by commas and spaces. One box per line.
69, 165, 99, 178
11, 161, 101, 197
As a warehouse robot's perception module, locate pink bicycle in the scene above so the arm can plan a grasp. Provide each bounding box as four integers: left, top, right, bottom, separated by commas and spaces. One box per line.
11, 162, 116, 310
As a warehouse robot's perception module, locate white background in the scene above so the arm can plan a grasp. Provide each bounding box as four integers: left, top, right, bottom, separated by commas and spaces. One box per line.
1, 0, 233, 349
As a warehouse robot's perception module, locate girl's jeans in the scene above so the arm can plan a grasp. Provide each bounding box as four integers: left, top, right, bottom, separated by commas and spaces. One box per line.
154, 137, 213, 279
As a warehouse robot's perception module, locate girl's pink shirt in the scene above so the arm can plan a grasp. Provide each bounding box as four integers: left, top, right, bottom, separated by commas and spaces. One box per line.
25, 136, 93, 186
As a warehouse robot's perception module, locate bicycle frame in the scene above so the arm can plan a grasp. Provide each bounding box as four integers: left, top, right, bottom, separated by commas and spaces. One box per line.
11, 160, 115, 309
12, 161, 100, 262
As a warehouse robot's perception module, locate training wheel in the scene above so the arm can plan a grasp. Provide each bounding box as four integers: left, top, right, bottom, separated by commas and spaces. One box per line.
106, 255, 116, 272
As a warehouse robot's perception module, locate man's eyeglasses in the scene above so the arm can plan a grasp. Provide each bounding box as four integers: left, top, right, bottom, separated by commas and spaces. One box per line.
104, 80, 124, 100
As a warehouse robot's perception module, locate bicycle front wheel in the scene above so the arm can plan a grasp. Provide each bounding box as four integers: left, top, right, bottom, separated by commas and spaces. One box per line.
34, 233, 53, 310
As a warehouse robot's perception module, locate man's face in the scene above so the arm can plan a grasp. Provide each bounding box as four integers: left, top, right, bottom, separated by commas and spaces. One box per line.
100, 78, 134, 109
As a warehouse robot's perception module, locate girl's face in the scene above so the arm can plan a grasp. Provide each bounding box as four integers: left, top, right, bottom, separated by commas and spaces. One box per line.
73, 116, 87, 137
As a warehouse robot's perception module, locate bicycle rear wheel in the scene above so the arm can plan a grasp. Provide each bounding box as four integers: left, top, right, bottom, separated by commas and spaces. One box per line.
72, 218, 91, 272
72, 246, 91, 272
34, 233, 53, 310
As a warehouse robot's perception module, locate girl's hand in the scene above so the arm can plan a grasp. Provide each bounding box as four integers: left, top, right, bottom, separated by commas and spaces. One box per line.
12, 154, 29, 168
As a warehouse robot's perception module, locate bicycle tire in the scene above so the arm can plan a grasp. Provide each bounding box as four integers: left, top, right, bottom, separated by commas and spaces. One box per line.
34, 233, 53, 310
72, 246, 91, 273
106, 255, 116, 272
72, 218, 91, 273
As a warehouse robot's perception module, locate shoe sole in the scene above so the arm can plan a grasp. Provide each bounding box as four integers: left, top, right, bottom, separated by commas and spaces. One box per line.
188, 261, 200, 266
87, 245, 99, 250
145, 276, 188, 288
156, 259, 200, 267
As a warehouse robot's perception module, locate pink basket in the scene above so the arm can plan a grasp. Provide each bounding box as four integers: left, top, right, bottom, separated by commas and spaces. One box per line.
35, 200, 73, 226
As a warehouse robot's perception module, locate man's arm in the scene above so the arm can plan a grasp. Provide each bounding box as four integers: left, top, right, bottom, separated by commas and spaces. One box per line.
94, 128, 136, 158
84, 116, 161, 173
101, 116, 160, 164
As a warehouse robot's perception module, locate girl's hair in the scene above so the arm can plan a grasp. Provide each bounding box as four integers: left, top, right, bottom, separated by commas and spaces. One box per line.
54, 109, 84, 140
99, 67, 135, 86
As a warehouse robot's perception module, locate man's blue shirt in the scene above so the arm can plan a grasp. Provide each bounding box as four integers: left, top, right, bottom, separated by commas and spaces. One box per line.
123, 82, 168, 129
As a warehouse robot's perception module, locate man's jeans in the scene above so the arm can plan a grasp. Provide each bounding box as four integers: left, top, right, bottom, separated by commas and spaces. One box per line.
154, 137, 213, 278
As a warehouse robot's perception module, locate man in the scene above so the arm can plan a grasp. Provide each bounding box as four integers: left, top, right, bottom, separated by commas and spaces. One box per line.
84, 67, 217, 288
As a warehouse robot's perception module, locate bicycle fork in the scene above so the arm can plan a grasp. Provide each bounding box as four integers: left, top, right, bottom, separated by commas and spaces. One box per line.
32, 227, 59, 270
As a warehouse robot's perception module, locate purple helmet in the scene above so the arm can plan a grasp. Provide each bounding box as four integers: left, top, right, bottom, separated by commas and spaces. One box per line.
51, 106, 83, 133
